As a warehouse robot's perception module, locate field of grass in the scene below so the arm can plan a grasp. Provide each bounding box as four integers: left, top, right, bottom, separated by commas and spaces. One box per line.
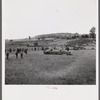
5, 38, 96, 84
5, 49, 96, 84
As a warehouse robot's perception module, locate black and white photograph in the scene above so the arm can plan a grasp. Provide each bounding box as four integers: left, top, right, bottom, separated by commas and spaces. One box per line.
4, 0, 97, 85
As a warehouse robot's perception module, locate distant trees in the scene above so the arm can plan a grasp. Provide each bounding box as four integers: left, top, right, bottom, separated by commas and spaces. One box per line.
10, 39, 13, 42
31, 28, 96, 41
85, 34, 89, 38
81, 34, 89, 38
72, 35, 77, 39
89, 27, 96, 39
80, 27, 96, 39
71, 34, 79, 39
41, 37, 45, 40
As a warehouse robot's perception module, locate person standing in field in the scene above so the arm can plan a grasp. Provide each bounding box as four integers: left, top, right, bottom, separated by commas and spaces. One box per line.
15, 51, 18, 59
6, 50, 9, 60
20, 51, 23, 59
9, 48, 12, 53
34, 47, 36, 51
17, 48, 19, 53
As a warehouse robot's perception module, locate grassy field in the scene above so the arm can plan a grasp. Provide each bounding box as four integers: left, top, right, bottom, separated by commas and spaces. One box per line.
5, 49, 96, 84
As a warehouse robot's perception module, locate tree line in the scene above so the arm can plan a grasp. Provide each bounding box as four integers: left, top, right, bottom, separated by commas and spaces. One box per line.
9, 27, 96, 42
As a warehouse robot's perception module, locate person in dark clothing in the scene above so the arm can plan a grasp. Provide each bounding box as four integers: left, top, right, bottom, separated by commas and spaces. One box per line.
22, 48, 24, 52
24, 49, 28, 54
17, 48, 19, 53
19, 48, 21, 52
20, 51, 23, 59
6, 51, 9, 59
34, 47, 36, 51
9, 48, 12, 53
15, 52, 18, 59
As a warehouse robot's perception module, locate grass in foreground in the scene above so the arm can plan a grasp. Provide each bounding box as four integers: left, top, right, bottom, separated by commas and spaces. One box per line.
5, 49, 96, 84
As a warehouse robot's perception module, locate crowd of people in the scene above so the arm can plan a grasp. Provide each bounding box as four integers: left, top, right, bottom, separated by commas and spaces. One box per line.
5, 46, 48, 59
5, 46, 70, 60
5, 48, 28, 59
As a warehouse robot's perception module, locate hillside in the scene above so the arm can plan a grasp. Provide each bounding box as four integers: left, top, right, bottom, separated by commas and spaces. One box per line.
5, 32, 80, 42
34, 32, 80, 40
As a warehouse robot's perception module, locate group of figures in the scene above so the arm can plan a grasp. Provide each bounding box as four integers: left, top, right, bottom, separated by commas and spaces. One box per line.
5, 48, 28, 59
5, 45, 70, 60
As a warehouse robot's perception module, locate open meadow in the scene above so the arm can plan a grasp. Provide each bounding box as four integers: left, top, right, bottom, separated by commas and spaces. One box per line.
5, 50, 96, 84
5, 38, 96, 84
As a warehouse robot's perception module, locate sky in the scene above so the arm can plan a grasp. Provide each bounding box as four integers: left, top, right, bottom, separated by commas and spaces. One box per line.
3, 0, 97, 39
